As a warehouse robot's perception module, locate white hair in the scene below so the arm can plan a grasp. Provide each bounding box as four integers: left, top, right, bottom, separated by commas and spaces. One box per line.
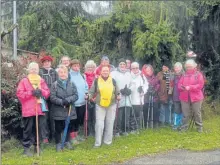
185, 59, 197, 68
57, 64, 68, 72
131, 62, 139, 68
28, 62, 39, 71
174, 62, 183, 69
85, 60, 96, 70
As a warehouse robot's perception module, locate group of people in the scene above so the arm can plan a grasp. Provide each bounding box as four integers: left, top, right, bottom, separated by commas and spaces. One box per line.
16, 54, 205, 156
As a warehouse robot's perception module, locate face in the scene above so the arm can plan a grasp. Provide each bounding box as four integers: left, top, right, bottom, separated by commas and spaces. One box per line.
162, 66, 169, 72
119, 62, 126, 71
145, 67, 153, 76
29, 65, 39, 74
71, 64, 80, 72
86, 66, 95, 73
61, 57, 70, 67
43, 60, 51, 69
58, 68, 68, 80
101, 60, 109, 66
185, 64, 195, 71
131, 65, 139, 74
174, 66, 182, 74
126, 60, 131, 68
101, 66, 110, 78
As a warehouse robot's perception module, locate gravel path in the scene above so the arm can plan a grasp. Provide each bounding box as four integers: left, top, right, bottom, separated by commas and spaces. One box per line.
123, 149, 220, 165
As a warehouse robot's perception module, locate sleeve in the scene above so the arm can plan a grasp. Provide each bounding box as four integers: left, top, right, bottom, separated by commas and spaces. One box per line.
178, 76, 185, 92
16, 79, 33, 101
115, 80, 120, 96
89, 79, 96, 99
143, 76, 149, 94
65, 82, 79, 104
154, 77, 160, 92
50, 82, 63, 106
189, 73, 205, 92
40, 79, 50, 99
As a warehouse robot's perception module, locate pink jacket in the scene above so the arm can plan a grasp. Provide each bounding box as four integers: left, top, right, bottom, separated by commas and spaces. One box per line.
178, 70, 204, 102
16, 77, 50, 117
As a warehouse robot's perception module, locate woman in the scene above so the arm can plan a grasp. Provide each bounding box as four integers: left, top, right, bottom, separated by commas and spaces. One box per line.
69, 59, 88, 142
178, 59, 204, 132
16, 62, 50, 156
84, 60, 96, 136
142, 64, 160, 128
129, 62, 148, 133
89, 65, 120, 148
170, 62, 184, 130
111, 58, 132, 136
50, 65, 78, 151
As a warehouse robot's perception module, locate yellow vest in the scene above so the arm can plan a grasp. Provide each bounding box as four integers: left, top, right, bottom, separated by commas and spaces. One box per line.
98, 76, 114, 107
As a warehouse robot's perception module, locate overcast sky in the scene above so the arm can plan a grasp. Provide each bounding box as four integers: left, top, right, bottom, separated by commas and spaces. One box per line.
82, 1, 112, 15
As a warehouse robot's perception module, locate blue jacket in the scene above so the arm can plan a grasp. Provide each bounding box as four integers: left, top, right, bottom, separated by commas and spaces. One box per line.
69, 70, 88, 107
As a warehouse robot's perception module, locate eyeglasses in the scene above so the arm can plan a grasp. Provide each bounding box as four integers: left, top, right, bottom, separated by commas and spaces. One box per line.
131, 67, 139, 70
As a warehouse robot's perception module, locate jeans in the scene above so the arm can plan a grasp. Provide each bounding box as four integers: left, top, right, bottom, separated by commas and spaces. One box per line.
159, 97, 173, 124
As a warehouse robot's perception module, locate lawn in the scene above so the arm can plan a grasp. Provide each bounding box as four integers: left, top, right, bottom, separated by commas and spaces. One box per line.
2, 116, 220, 165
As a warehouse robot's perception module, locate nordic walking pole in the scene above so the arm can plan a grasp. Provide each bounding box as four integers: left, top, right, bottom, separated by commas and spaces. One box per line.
61, 105, 72, 150
128, 96, 139, 131
140, 93, 144, 129
84, 93, 88, 139
147, 95, 151, 129
35, 98, 40, 157
114, 93, 120, 135
150, 94, 154, 129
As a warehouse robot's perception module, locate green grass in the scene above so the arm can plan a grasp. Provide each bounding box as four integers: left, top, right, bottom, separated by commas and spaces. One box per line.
2, 116, 220, 165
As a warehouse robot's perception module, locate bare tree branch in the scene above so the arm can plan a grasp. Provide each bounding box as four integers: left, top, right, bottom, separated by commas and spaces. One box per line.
1, 23, 18, 40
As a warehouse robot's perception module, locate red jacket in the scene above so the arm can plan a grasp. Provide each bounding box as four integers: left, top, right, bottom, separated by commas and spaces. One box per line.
84, 72, 96, 89
178, 69, 204, 102
16, 77, 50, 117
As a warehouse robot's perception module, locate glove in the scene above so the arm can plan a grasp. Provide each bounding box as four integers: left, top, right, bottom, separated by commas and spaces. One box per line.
120, 89, 126, 95
32, 89, 42, 98
137, 86, 144, 94
62, 99, 69, 107
124, 87, 131, 96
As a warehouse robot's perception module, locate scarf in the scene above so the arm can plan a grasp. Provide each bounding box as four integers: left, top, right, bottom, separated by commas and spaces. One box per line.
59, 78, 68, 89
27, 74, 41, 103
84, 72, 96, 89
98, 76, 114, 107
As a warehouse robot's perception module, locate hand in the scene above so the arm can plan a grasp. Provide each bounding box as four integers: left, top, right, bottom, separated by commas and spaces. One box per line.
62, 99, 69, 106
120, 89, 126, 95
32, 89, 42, 98
117, 95, 121, 101
85, 93, 89, 100
90, 97, 96, 102
124, 88, 131, 96
185, 86, 190, 91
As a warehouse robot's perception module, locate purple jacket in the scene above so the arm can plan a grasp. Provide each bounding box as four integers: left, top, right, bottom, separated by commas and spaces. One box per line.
172, 74, 182, 102
144, 75, 160, 103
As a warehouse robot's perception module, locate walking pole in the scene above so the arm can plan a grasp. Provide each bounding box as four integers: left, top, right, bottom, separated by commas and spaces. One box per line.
35, 98, 40, 157
114, 93, 120, 135
125, 95, 127, 134
61, 105, 72, 150
146, 95, 151, 129
140, 94, 144, 129
188, 115, 195, 130
84, 93, 88, 139
150, 94, 154, 129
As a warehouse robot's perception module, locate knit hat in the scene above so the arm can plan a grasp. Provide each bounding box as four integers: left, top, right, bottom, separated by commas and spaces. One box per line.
118, 58, 126, 65
101, 56, 109, 61
40, 55, 53, 62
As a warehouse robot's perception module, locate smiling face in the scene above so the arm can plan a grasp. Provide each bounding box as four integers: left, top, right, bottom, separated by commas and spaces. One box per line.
145, 66, 153, 76
28, 63, 39, 75
58, 66, 68, 80
71, 63, 80, 72
43, 60, 51, 69
101, 66, 110, 78
119, 62, 126, 71
131, 66, 139, 74
101, 59, 110, 66
61, 57, 70, 67
162, 65, 169, 72
174, 66, 182, 74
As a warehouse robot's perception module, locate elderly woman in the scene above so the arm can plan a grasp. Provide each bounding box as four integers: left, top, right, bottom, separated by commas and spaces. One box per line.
129, 62, 148, 133
178, 59, 205, 132
170, 62, 184, 130
16, 62, 50, 156
50, 65, 78, 151
89, 65, 120, 148
69, 59, 88, 143
84, 60, 97, 136
141, 64, 160, 128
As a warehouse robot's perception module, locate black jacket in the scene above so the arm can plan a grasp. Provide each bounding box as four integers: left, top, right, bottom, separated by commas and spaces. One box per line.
50, 79, 78, 120
39, 68, 58, 89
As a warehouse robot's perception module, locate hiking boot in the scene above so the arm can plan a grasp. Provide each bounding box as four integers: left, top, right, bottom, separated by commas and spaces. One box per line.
65, 142, 74, 150
197, 127, 203, 133
114, 133, 120, 137
56, 143, 62, 152
93, 145, 100, 149
23, 147, 33, 157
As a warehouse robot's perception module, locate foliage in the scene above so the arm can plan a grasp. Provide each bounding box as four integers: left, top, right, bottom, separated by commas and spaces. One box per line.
2, 116, 220, 164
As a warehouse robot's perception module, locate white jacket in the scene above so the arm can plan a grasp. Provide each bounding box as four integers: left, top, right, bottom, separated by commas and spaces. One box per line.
129, 71, 148, 105
111, 69, 132, 108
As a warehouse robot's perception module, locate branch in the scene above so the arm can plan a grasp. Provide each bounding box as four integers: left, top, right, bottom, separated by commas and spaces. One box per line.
1, 23, 18, 40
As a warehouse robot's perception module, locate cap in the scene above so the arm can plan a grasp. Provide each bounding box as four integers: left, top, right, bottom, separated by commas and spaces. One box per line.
40, 56, 53, 62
